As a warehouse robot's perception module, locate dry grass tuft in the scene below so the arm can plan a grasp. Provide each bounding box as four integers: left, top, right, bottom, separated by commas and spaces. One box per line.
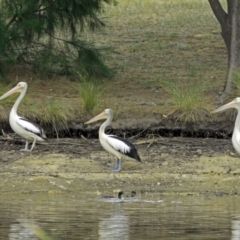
80, 79, 100, 114
169, 108, 211, 124
21, 98, 74, 137
162, 73, 212, 123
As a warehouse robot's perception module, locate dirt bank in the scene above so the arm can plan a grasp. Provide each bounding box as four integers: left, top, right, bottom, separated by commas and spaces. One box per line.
1, 136, 240, 196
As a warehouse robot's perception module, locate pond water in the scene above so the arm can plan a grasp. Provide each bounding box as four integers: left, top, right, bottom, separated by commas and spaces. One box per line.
1, 192, 240, 240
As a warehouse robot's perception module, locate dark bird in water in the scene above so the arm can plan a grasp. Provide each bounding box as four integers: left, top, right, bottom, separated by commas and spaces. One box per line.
101, 191, 124, 202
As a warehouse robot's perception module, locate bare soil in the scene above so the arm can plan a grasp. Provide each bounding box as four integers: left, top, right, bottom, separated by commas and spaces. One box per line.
0, 60, 237, 198
1, 136, 240, 197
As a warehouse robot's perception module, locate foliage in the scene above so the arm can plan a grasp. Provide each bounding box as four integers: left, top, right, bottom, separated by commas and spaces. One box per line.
0, 0, 115, 78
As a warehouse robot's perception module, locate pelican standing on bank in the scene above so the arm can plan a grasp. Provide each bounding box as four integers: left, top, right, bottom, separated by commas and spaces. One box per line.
0, 82, 47, 151
85, 109, 141, 172
212, 97, 240, 155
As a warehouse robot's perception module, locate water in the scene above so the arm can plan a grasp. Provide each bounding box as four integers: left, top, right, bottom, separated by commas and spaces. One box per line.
1, 193, 240, 239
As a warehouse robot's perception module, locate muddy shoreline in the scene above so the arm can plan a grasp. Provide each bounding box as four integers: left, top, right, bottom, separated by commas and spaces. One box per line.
1, 133, 240, 196
69, 115, 234, 137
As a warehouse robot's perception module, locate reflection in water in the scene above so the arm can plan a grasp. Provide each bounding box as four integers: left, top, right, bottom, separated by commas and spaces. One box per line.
9, 219, 38, 240
1, 194, 240, 239
98, 204, 129, 240
9, 218, 52, 240
232, 216, 240, 240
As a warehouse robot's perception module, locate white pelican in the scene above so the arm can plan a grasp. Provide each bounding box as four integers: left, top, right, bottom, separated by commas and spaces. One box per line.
0, 82, 47, 151
212, 97, 240, 155
85, 109, 141, 172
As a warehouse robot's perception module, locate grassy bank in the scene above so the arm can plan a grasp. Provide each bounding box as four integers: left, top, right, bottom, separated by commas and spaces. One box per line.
0, 0, 228, 133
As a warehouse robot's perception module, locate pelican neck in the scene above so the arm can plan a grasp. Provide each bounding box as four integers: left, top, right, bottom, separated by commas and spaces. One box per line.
99, 114, 113, 135
11, 87, 27, 116
235, 110, 240, 134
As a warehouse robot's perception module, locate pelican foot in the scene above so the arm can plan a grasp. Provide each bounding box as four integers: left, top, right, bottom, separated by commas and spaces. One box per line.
19, 149, 31, 152
110, 159, 121, 172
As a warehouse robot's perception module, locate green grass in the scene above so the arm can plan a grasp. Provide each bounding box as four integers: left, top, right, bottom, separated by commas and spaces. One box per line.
23, 97, 74, 137
80, 79, 99, 114
36, 99, 73, 137
233, 70, 240, 97
162, 67, 211, 123
2, 0, 230, 127
90, 0, 227, 103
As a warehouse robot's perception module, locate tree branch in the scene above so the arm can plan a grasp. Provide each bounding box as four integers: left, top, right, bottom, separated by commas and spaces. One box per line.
208, 0, 228, 27
208, 0, 231, 57
6, 13, 18, 29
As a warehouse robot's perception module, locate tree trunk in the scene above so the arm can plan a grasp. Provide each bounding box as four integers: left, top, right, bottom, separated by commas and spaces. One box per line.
225, 1, 240, 96
208, 0, 240, 101
208, 0, 231, 61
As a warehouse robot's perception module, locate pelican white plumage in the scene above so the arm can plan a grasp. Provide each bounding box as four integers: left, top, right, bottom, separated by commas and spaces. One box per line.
85, 109, 141, 172
212, 97, 240, 155
0, 82, 47, 151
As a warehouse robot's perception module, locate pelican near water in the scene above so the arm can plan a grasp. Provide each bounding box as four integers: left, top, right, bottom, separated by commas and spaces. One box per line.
0, 82, 47, 151
212, 97, 240, 155
85, 109, 141, 172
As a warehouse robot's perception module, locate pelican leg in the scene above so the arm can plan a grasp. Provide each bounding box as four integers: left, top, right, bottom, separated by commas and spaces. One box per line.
110, 159, 122, 172
29, 138, 37, 151
20, 140, 30, 152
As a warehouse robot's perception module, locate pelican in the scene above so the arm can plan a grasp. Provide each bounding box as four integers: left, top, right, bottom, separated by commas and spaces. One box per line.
85, 109, 141, 172
0, 82, 47, 151
212, 97, 240, 155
